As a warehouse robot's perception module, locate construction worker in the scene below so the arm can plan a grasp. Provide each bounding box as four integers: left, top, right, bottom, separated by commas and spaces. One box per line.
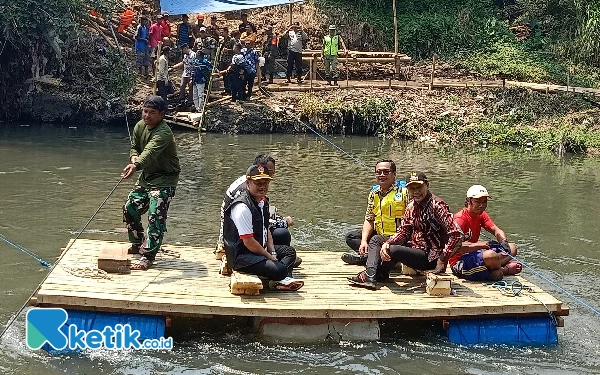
321, 25, 347, 86
262, 25, 278, 84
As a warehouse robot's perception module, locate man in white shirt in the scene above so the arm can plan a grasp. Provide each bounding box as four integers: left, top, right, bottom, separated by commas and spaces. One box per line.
171, 43, 196, 105
286, 22, 308, 84
223, 164, 303, 291
156, 46, 171, 104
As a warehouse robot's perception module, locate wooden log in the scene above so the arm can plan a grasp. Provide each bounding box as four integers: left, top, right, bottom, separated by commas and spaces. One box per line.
300, 57, 411, 63
302, 50, 408, 57
97, 243, 131, 274
393, 0, 398, 55
555, 306, 570, 316
206, 96, 231, 107
230, 271, 263, 295
426, 273, 453, 296
430, 53, 436, 89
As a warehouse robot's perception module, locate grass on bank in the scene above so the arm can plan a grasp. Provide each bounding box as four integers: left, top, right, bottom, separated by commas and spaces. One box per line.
299, 88, 600, 155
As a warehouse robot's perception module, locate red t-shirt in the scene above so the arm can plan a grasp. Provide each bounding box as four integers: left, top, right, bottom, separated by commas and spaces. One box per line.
160, 20, 171, 38
449, 207, 496, 267
149, 23, 162, 48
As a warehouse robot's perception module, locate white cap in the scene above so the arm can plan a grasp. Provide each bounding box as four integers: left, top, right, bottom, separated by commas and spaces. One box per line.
466, 185, 491, 199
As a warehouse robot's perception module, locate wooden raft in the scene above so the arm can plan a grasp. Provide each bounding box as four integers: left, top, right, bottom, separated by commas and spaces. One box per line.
34, 239, 567, 320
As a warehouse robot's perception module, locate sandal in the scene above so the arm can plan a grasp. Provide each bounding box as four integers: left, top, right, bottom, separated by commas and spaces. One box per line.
130, 256, 153, 270
503, 261, 522, 276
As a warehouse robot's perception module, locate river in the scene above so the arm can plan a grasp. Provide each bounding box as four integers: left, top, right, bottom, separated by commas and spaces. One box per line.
0, 123, 599, 374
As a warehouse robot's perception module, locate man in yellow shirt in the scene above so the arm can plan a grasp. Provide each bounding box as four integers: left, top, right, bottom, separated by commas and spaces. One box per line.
343, 160, 409, 266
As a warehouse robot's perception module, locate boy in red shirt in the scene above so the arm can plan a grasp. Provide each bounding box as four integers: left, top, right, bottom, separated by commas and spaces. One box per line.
450, 185, 521, 281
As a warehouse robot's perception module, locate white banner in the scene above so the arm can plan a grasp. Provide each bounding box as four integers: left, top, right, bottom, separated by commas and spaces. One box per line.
160, 0, 300, 15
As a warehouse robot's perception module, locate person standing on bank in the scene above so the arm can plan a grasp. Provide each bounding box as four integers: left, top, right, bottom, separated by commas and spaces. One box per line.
242, 39, 259, 99
171, 43, 196, 106
220, 43, 246, 102
156, 46, 171, 105
286, 22, 308, 84
177, 14, 191, 48
322, 25, 347, 86
262, 25, 278, 84
342, 160, 409, 266
349, 171, 463, 289
223, 164, 304, 291
135, 16, 151, 78
122, 96, 180, 271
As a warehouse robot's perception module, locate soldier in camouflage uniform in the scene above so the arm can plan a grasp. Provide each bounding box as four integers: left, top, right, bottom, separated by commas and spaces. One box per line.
122, 95, 180, 270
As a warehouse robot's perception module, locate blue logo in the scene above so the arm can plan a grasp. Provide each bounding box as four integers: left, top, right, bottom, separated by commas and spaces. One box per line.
26, 308, 172, 350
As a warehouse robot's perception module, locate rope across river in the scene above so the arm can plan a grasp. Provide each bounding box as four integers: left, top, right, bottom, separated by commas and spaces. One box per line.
0, 177, 124, 340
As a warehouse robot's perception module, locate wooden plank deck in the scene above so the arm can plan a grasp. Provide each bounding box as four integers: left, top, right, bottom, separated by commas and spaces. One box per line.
35, 239, 564, 320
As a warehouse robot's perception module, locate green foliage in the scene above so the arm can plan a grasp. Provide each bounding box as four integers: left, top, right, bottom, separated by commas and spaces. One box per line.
102, 50, 136, 97
316, 0, 600, 85
299, 92, 396, 134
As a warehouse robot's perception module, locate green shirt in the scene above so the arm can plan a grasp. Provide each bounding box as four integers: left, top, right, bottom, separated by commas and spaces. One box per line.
130, 120, 180, 188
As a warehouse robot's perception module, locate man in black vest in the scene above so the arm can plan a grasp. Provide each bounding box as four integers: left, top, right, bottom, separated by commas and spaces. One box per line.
223, 164, 304, 291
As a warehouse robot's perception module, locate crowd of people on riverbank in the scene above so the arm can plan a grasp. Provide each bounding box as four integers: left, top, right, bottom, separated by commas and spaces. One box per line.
124, 9, 347, 112
121, 95, 523, 292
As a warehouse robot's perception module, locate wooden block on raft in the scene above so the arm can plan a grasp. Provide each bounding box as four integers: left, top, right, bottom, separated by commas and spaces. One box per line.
230, 271, 263, 296
219, 254, 232, 276
215, 243, 225, 260
426, 273, 453, 296
401, 264, 419, 275
97, 243, 131, 274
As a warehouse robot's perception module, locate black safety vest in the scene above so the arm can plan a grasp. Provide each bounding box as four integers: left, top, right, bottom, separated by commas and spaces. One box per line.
223, 190, 270, 270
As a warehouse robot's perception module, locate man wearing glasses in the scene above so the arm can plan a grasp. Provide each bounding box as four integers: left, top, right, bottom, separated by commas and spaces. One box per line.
342, 160, 409, 268
349, 171, 463, 289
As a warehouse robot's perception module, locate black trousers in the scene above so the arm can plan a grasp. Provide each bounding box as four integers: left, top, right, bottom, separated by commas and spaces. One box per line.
345, 229, 371, 252
237, 245, 296, 281
286, 50, 303, 80
245, 72, 256, 97
377, 245, 437, 276
223, 71, 231, 94
271, 227, 291, 246
157, 81, 168, 105
231, 74, 246, 101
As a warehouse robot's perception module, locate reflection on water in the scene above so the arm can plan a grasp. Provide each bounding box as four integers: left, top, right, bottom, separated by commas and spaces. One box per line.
0, 124, 599, 374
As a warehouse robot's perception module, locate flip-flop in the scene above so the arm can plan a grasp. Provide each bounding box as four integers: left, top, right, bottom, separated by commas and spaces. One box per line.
503, 261, 522, 275
131, 257, 153, 271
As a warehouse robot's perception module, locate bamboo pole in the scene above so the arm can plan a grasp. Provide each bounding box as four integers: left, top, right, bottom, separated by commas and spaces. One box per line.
429, 53, 437, 89
152, 42, 163, 95
257, 55, 262, 91
393, 0, 398, 55
300, 57, 411, 63
309, 54, 314, 91
346, 55, 349, 87
205, 96, 231, 107
199, 44, 224, 129
303, 50, 408, 57
289, 1, 293, 25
